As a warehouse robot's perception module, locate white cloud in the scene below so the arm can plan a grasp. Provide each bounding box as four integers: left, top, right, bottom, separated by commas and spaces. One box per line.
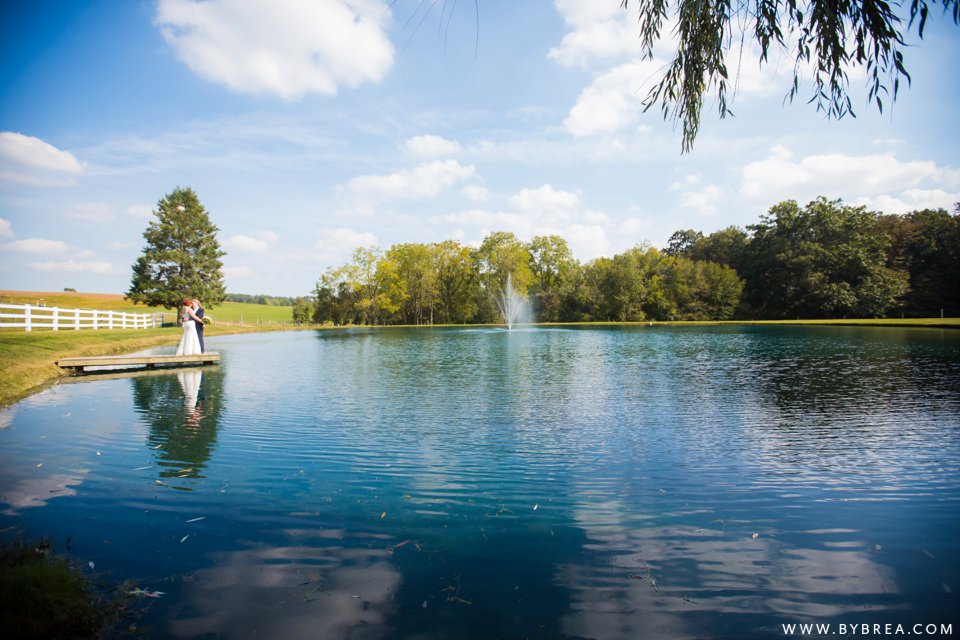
462, 185, 491, 202
857, 189, 960, 214
405, 135, 461, 157
313, 227, 378, 264
126, 204, 154, 218
678, 185, 723, 216
0, 132, 85, 186
223, 266, 253, 277
564, 61, 662, 137
344, 160, 476, 199
253, 230, 279, 243
0, 218, 12, 238
28, 260, 113, 274
740, 147, 945, 204
1, 238, 70, 254
68, 202, 114, 221
154, 0, 394, 100
224, 234, 269, 252
510, 184, 581, 212
563, 223, 610, 261
440, 208, 614, 263
548, 0, 644, 67
106, 241, 136, 251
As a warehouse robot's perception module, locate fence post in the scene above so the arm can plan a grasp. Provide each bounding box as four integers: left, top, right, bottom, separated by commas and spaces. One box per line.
74, 308, 80, 330
108, 310, 114, 329
24, 304, 31, 332
53, 306, 59, 331
93, 309, 98, 330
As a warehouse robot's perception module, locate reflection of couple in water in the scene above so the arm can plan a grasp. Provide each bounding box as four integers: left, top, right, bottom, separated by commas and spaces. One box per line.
177, 369, 203, 428
176, 298, 206, 356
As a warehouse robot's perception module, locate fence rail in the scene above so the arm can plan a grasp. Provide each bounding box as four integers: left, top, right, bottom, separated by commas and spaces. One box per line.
0, 303, 163, 332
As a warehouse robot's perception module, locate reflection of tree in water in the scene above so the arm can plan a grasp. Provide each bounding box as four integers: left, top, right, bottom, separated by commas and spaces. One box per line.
131, 367, 225, 487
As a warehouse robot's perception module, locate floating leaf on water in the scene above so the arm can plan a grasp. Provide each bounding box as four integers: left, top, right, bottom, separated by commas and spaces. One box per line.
36, 463, 43, 469
390, 539, 410, 553
533, 503, 538, 511
422, 600, 428, 608
751, 533, 759, 539
88, 561, 95, 570
186, 517, 205, 523
944, 583, 953, 594
875, 544, 882, 552
380, 512, 387, 519
922, 549, 935, 559
180, 535, 190, 543
96, 451, 102, 456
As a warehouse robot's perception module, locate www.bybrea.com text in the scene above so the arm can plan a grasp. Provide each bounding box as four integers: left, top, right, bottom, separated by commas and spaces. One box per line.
782, 623, 953, 637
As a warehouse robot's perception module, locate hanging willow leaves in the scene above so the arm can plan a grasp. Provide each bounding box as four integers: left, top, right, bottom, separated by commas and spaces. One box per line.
621, 0, 959, 151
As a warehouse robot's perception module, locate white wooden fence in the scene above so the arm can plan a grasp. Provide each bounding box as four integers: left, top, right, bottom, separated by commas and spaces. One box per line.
0, 303, 163, 332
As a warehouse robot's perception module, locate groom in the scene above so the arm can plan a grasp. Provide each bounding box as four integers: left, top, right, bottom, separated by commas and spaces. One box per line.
192, 299, 206, 353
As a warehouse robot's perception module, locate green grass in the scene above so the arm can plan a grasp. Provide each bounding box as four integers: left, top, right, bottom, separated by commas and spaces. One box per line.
0, 539, 104, 640
0, 289, 294, 326
205, 301, 293, 324
0, 323, 285, 407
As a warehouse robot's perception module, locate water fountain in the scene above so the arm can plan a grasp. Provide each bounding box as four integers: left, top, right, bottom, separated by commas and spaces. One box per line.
496, 273, 532, 330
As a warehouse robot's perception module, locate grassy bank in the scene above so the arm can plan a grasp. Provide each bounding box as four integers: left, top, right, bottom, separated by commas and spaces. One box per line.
0, 323, 280, 408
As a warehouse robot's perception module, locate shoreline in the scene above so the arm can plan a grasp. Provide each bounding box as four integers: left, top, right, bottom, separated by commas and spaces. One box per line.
2, 319, 957, 408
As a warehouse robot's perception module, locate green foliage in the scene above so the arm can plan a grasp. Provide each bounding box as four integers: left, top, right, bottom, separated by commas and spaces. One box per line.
127, 187, 226, 311
474, 232, 534, 322
880, 206, 960, 316
528, 235, 578, 322
0, 539, 104, 639
225, 293, 297, 306
309, 197, 957, 325
291, 297, 313, 325
622, 0, 959, 151
742, 198, 909, 318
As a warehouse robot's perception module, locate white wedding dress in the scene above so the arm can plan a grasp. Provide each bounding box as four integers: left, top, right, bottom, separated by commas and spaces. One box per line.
176, 312, 202, 356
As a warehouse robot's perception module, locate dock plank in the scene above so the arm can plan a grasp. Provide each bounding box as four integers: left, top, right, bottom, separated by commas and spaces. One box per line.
57, 353, 220, 371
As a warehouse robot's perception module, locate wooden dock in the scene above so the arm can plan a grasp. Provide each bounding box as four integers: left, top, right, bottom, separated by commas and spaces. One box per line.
57, 353, 220, 372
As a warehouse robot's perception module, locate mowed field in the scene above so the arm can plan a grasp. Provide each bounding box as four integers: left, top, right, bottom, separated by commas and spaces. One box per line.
0, 290, 294, 325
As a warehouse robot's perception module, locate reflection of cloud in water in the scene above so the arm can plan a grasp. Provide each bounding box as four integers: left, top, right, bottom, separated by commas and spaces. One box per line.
0, 472, 85, 515
559, 498, 897, 639
18, 386, 70, 408
166, 529, 401, 639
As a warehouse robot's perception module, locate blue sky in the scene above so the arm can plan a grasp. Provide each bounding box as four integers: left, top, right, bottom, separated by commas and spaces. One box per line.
1, 0, 958, 297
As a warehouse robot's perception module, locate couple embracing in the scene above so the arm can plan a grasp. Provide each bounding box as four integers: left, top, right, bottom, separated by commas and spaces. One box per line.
176, 298, 207, 356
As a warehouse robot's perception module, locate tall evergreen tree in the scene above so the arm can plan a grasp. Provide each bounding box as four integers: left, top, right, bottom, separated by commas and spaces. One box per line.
127, 187, 226, 310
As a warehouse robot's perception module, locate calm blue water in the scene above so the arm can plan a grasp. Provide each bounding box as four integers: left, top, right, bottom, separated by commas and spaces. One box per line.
1, 325, 959, 639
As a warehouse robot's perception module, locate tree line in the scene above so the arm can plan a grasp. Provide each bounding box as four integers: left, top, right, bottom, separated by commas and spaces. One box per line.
303, 198, 958, 326
224, 293, 298, 306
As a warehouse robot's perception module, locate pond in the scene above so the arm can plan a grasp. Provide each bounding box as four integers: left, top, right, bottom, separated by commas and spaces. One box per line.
1, 325, 959, 639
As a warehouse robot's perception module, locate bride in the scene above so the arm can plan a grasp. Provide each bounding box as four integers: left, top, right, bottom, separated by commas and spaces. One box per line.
176, 299, 203, 356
